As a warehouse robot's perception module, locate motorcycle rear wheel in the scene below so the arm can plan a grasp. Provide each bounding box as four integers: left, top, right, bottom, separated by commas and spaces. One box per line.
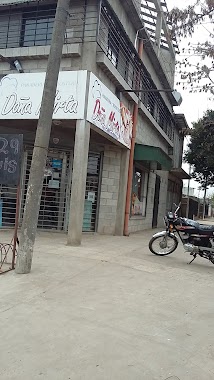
149, 234, 178, 256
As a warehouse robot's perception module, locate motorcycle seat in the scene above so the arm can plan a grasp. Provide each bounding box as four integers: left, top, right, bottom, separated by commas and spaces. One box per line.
198, 224, 214, 233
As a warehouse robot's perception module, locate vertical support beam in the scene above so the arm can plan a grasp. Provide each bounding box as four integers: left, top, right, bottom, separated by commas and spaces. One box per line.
15, 0, 70, 274
67, 120, 90, 246
123, 38, 144, 236
57, 153, 67, 230
115, 149, 130, 236
155, 12, 162, 57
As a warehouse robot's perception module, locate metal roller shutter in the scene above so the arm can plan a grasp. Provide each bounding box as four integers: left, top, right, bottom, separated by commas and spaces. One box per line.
20, 148, 73, 231
0, 148, 102, 232
83, 152, 102, 232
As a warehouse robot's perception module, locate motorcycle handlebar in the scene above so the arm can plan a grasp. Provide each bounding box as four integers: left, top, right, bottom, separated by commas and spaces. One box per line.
174, 202, 181, 215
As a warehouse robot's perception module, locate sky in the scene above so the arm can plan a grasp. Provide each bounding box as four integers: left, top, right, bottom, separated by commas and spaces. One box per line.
166, 0, 213, 197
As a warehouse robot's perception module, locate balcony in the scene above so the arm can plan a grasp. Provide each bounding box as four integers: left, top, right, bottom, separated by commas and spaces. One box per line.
0, 0, 176, 142
97, 0, 175, 141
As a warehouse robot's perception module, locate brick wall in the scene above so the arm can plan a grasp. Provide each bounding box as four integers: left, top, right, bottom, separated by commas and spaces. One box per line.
97, 146, 121, 234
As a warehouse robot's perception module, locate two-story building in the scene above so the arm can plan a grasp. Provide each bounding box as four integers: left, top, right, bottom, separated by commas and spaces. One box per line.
0, 0, 189, 243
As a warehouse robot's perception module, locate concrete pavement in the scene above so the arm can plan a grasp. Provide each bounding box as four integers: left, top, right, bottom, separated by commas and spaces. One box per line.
1, 228, 214, 380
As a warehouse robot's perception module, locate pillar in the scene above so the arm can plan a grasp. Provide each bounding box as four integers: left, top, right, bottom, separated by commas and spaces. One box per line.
67, 119, 90, 246
155, 12, 162, 56
115, 149, 130, 236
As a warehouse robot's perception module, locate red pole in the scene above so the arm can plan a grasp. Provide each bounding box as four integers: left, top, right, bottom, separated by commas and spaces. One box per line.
12, 184, 20, 269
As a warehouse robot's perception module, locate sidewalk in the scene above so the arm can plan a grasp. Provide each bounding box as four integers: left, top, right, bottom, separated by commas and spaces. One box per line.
1, 228, 214, 380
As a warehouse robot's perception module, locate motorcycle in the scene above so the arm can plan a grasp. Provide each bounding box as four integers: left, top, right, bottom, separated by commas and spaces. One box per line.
149, 203, 214, 265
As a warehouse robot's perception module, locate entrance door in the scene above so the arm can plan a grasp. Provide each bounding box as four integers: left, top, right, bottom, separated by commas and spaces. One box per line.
20, 149, 101, 232
152, 175, 160, 228
20, 149, 72, 230
64, 152, 102, 233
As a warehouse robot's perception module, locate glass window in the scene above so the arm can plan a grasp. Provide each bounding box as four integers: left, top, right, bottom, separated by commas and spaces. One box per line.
0, 14, 21, 48
0, 6, 56, 49
131, 166, 149, 217
21, 7, 56, 47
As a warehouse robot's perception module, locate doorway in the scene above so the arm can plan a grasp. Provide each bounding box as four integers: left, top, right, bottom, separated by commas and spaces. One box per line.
152, 175, 160, 228
20, 149, 72, 230
20, 149, 101, 232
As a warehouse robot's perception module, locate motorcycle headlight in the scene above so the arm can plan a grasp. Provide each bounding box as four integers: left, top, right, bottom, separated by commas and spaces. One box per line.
169, 223, 173, 232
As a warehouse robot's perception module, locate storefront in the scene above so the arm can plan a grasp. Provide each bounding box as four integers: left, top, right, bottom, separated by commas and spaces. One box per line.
0, 133, 102, 232
0, 70, 133, 234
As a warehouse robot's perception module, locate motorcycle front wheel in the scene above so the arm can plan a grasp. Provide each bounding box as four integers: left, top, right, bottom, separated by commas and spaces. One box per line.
149, 234, 178, 256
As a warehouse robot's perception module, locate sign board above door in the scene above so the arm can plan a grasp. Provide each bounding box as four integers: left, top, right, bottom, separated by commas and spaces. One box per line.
0, 71, 87, 120
0, 71, 133, 149
87, 73, 133, 149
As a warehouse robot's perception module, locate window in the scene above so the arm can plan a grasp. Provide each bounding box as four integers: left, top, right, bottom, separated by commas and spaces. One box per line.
107, 25, 119, 67
131, 166, 149, 217
21, 6, 56, 47
0, 14, 21, 48
0, 5, 56, 49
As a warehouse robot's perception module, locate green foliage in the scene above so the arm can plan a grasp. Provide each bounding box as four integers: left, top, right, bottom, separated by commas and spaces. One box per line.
170, 1, 214, 38
169, 0, 214, 95
209, 191, 214, 206
184, 110, 214, 188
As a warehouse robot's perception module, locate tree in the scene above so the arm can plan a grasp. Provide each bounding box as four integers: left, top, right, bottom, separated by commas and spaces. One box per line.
169, 0, 214, 95
185, 109, 214, 218
184, 110, 214, 188
208, 191, 214, 206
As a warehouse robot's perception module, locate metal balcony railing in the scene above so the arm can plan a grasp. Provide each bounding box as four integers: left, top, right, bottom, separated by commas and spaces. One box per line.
97, 0, 175, 141
0, 0, 175, 141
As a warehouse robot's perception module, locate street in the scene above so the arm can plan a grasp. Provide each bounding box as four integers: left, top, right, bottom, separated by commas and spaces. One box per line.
1, 228, 214, 380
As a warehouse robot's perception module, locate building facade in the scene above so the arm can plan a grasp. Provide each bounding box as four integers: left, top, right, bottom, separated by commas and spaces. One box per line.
0, 0, 189, 242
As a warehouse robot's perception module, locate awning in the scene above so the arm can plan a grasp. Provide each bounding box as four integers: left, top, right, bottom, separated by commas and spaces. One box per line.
134, 144, 172, 170
174, 114, 191, 135
170, 168, 191, 180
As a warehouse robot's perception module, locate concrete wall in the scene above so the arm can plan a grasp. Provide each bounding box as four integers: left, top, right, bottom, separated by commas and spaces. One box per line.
136, 113, 169, 155
107, 0, 137, 44
173, 130, 183, 168
97, 146, 121, 235
156, 170, 168, 227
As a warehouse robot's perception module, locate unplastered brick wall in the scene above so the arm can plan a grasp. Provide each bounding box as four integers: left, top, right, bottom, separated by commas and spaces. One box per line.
97, 146, 121, 234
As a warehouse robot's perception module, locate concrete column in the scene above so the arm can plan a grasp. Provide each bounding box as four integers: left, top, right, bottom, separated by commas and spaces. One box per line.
115, 149, 130, 236
67, 119, 90, 246
155, 12, 162, 56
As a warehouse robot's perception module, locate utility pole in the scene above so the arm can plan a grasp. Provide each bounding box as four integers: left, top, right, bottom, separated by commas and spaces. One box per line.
186, 164, 191, 218
15, 0, 70, 274
202, 177, 208, 220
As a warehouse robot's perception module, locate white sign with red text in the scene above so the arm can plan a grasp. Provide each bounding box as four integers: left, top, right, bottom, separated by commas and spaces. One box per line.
0, 71, 87, 120
87, 73, 132, 149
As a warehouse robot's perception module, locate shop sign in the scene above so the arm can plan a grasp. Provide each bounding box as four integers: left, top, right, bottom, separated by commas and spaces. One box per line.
87, 73, 132, 149
0, 71, 87, 120
0, 134, 23, 185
